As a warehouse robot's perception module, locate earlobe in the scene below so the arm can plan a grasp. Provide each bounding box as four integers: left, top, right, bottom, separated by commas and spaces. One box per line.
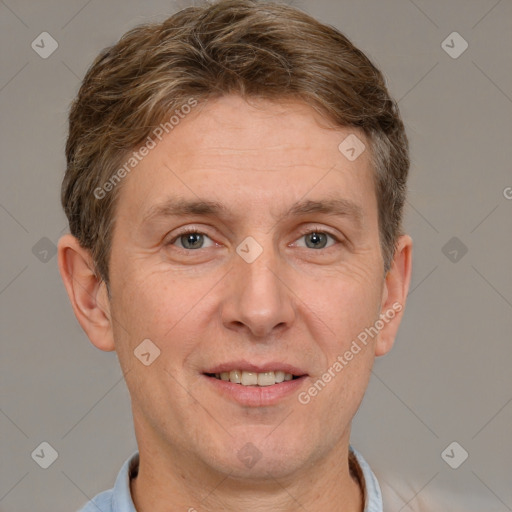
375, 234, 413, 357
57, 234, 115, 352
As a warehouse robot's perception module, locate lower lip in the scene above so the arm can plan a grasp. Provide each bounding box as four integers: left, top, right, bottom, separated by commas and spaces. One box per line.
204, 375, 307, 407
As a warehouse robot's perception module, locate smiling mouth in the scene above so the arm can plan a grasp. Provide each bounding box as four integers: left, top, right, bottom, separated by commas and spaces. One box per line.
204, 370, 303, 386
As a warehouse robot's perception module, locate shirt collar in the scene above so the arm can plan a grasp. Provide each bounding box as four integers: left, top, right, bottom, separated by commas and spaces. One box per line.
111, 450, 138, 512
349, 445, 384, 512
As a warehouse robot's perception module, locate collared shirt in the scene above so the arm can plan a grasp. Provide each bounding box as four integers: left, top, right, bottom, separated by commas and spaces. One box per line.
77, 445, 383, 512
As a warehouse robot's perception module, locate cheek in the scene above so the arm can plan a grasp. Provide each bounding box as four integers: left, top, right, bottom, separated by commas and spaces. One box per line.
110, 264, 219, 369
297, 264, 382, 346
107, 271, 172, 367
112, 265, 179, 330
311, 267, 380, 408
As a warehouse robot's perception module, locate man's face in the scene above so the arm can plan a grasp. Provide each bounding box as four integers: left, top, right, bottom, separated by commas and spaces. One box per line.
107, 95, 393, 479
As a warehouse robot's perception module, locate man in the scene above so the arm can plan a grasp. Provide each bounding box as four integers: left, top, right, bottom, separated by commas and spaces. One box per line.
58, 1, 412, 510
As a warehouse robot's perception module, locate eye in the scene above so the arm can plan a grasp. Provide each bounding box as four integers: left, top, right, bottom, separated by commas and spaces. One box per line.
294, 228, 340, 249
169, 228, 216, 250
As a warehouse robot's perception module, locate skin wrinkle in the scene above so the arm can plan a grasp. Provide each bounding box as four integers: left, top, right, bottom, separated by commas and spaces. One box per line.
140, 197, 365, 232
58, 95, 412, 512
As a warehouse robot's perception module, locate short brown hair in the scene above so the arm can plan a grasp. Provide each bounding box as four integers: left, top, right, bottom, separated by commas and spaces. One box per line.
62, 0, 409, 285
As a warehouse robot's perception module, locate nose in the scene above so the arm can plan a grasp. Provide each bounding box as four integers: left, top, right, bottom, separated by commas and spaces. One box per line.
221, 241, 296, 340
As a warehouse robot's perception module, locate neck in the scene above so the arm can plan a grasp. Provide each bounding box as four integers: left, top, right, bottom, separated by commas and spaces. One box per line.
130, 437, 364, 512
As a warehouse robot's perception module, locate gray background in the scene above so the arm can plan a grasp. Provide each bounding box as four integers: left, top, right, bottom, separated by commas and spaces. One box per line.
1, 0, 511, 511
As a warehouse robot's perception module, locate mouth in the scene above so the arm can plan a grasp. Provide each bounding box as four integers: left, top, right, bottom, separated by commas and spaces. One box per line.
204, 370, 302, 387
202, 362, 308, 406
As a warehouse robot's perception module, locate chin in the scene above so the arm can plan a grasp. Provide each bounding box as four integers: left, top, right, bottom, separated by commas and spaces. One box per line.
201, 428, 316, 480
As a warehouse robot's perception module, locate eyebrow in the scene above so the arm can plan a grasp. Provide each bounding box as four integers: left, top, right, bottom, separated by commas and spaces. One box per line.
141, 197, 364, 229
285, 198, 364, 228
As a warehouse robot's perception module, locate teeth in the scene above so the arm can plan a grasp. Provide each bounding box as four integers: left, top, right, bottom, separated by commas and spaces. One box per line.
241, 371, 258, 386
257, 372, 275, 387
212, 370, 296, 386
274, 371, 285, 383
229, 370, 242, 383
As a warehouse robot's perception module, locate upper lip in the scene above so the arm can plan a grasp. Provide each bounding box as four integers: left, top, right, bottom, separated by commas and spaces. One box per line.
204, 360, 308, 376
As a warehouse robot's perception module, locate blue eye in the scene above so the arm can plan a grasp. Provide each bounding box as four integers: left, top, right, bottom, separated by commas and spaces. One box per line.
170, 230, 215, 250
168, 227, 340, 251
296, 230, 338, 249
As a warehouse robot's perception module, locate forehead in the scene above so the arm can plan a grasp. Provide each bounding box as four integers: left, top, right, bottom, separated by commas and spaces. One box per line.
116, 95, 376, 226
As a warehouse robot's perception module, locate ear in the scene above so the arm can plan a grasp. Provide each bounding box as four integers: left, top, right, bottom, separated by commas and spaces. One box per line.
57, 234, 115, 352
374, 234, 413, 357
